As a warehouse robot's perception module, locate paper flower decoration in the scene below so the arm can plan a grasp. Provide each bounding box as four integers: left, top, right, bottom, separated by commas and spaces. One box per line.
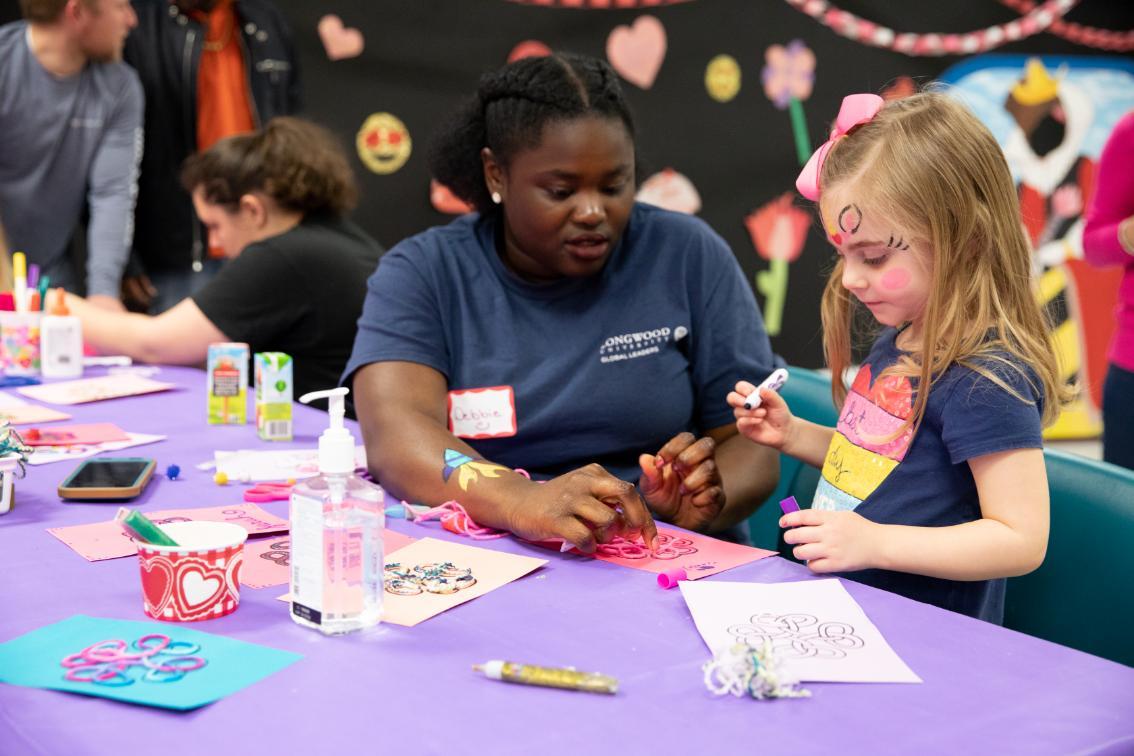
745, 193, 812, 263
636, 168, 701, 215
761, 40, 816, 110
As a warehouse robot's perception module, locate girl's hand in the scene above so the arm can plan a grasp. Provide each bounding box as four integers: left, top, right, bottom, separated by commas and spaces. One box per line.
507, 464, 658, 554
780, 509, 885, 573
638, 432, 724, 533
727, 380, 796, 451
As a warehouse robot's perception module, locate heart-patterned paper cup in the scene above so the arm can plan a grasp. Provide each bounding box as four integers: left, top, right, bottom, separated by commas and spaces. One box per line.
136, 521, 248, 622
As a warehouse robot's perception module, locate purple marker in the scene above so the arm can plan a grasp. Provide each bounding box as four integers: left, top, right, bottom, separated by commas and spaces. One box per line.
743, 368, 789, 410
779, 496, 800, 515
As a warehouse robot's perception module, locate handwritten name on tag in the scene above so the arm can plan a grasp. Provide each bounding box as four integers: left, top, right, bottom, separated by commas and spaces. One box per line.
448, 386, 517, 439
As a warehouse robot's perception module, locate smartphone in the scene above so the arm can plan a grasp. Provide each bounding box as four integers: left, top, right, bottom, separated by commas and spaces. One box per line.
58, 457, 156, 500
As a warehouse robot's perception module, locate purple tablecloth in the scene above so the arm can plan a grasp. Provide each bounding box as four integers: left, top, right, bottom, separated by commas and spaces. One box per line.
1, 366, 1132, 755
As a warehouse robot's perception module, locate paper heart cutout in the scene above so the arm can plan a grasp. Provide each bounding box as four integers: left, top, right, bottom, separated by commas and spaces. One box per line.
430, 180, 473, 215
850, 364, 913, 419
139, 555, 174, 615
636, 168, 701, 215
507, 39, 551, 63
318, 15, 364, 61
606, 15, 666, 89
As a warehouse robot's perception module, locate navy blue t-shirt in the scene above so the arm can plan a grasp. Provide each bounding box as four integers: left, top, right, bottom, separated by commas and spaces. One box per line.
343, 203, 775, 484
811, 328, 1045, 623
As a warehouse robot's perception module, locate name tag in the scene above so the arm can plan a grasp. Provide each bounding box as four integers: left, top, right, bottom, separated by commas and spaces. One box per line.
448, 386, 517, 439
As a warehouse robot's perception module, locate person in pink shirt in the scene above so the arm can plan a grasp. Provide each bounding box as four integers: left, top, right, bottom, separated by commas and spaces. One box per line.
1083, 111, 1134, 470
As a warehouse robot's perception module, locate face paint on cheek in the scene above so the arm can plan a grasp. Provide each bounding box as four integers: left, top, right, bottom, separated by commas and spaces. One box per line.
880, 267, 912, 291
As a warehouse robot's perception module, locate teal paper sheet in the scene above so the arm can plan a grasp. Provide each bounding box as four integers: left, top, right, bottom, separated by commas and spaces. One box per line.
0, 615, 302, 710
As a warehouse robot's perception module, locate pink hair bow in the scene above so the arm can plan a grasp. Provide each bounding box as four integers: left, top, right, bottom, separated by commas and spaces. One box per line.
795, 93, 885, 201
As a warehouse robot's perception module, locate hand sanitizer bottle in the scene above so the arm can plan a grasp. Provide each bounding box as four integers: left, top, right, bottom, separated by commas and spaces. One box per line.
289, 387, 384, 634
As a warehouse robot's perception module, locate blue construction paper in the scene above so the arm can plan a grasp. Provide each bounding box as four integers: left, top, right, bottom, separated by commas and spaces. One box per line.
0, 615, 302, 710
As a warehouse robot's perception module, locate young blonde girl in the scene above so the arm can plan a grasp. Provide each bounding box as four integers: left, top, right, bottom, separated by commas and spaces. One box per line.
729, 91, 1071, 622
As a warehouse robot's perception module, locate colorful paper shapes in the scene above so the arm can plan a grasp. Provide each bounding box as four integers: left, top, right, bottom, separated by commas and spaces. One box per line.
636, 169, 702, 215
317, 15, 364, 61
762, 40, 816, 109
606, 15, 666, 89
745, 192, 811, 264
356, 113, 412, 175
705, 54, 741, 102
430, 180, 474, 215
508, 39, 551, 63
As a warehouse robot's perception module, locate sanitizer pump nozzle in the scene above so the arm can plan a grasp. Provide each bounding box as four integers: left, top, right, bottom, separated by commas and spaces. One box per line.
299, 387, 354, 475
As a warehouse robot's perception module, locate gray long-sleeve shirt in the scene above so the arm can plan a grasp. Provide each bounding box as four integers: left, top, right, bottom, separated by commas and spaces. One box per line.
0, 21, 143, 298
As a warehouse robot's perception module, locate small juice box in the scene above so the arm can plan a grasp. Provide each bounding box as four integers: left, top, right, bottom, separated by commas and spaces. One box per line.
207, 342, 249, 424
254, 352, 293, 441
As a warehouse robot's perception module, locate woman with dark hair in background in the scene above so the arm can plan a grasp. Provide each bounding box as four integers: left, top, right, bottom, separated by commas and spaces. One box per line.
68, 116, 382, 398
345, 53, 779, 552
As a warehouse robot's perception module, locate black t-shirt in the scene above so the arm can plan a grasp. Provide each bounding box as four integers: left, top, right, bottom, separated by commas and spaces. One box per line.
193, 215, 382, 399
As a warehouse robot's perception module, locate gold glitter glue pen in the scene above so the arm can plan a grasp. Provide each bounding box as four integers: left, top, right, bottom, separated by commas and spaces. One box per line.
473, 660, 618, 695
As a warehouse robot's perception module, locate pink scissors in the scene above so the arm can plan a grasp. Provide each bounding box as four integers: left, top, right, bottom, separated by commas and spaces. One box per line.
243, 481, 293, 502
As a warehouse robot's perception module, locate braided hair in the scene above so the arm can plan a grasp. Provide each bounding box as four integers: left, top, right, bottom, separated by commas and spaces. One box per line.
428, 53, 638, 214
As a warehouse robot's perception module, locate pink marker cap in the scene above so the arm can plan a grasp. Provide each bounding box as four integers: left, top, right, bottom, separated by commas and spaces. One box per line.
657, 568, 688, 589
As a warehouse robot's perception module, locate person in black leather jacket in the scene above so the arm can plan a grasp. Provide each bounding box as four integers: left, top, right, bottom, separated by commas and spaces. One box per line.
123, 0, 300, 312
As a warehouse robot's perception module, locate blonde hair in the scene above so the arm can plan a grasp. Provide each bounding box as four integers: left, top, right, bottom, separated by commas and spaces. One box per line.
817, 91, 1072, 431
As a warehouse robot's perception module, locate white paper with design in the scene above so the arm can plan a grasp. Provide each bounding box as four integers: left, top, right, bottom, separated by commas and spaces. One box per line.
679, 578, 921, 683
213, 446, 367, 481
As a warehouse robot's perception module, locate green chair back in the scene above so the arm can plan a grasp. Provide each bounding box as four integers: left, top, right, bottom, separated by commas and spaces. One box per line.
746, 367, 839, 551
1004, 449, 1134, 667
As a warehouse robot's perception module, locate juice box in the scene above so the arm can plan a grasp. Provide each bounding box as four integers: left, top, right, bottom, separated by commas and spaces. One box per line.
254, 351, 293, 441
207, 342, 249, 424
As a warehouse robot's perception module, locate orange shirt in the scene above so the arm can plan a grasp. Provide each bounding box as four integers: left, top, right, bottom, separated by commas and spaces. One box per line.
193, 0, 255, 152
192, 0, 255, 257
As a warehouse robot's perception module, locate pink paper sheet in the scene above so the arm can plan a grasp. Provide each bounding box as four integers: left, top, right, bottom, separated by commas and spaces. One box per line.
47, 504, 289, 561
24, 423, 129, 446
242, 530, 417, 589
277, 537, 547, 627
589, 527, 776, 579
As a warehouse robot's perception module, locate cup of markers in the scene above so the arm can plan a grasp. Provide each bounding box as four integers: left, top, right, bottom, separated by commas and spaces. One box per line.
0, 252, 54, 377
0, 311, 41, 376
134, 521, 248, 622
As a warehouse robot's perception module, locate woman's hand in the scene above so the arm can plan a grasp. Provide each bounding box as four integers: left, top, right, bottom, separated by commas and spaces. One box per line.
505, 464, 658, 554
638, 432, 724, 532
780, 508, 885, 573
728, 380, 796, 451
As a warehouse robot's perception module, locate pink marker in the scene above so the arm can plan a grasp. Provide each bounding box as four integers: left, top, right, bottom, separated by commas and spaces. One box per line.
657, 568, 687, 589
743, 368, 789, 410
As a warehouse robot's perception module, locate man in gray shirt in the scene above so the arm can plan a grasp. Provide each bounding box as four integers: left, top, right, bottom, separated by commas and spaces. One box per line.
0, 0, 142, 309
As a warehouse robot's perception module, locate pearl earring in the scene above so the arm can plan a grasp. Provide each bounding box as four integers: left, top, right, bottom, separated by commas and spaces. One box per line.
491, 191, 502, 205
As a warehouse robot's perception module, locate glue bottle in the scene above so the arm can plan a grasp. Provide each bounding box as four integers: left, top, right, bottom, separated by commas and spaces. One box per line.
289, 387, 384, 634
40, 288, 83, 379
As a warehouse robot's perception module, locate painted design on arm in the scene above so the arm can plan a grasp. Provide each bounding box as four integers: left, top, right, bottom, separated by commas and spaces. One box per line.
441, 449, 507, 491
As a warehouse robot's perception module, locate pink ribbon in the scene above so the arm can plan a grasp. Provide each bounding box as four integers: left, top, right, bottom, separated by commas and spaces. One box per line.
795, 93, 885, 201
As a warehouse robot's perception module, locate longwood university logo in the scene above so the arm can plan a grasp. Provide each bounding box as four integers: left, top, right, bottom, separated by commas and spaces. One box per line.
599, 326, 687, 364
